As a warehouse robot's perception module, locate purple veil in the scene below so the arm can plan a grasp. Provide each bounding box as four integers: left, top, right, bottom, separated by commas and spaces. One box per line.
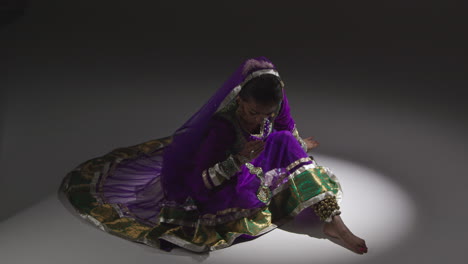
161, 56, 282, 203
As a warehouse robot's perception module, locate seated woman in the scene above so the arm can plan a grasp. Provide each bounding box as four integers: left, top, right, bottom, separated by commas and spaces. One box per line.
60, 56, 368, 254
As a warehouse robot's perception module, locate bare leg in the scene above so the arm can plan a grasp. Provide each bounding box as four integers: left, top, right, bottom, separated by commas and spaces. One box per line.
323, 215, 368, 254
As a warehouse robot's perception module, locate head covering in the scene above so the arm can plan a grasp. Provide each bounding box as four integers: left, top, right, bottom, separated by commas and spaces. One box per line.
161, 56, 282, 202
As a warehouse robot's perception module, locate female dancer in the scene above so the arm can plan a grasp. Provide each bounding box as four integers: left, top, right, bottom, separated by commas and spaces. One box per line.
60, 56, 367, 254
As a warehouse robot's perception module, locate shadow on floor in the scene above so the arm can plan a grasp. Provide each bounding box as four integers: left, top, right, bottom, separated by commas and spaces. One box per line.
55, 182, 211, 262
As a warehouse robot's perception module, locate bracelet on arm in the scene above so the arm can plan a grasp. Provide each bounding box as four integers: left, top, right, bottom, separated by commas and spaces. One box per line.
312, 196, 341, 222
202, 154, 244, 190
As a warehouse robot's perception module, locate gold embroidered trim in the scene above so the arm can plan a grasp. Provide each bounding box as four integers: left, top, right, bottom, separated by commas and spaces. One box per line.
292, 125, 307, 152
245, 163, 272, 204
201, 207, 259, 218
206, 155, 243, 188
245, 162, 263, 176
202, 169, 213, 190
286, 157, 312, 171
216, 69, 280, 113
208, 166, 224, 186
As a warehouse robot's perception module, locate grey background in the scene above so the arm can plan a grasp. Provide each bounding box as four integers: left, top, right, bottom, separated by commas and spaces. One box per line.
1, 0, 467, 263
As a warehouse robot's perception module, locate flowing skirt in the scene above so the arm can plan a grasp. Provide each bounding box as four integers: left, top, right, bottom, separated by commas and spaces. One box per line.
59, 131, 342, 252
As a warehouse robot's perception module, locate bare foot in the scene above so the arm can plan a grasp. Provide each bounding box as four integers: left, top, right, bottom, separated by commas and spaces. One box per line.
323, 215, 368, 255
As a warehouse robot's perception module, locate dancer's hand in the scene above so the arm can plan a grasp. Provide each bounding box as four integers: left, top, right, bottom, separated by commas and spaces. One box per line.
304, 136, 319, 151
237, 140, 265, 162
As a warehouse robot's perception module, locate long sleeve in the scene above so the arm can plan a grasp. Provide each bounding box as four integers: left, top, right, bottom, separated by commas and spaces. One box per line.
273, 89, 308, 152
273, 88, 295, 132
187, 116, 240, 202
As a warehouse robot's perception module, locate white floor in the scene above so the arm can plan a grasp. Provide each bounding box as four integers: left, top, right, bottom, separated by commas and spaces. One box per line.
1, 82, 467, 264
1, 78, 467, 264
0, 154, 415, 264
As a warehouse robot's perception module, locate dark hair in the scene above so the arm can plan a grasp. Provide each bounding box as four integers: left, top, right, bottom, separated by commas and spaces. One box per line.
239, 74, 283, 105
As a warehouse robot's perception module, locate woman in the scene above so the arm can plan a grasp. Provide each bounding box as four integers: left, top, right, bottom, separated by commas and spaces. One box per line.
60, 56, 368, 254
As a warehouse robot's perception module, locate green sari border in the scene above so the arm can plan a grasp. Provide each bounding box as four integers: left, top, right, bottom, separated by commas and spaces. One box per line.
60, 136, 343, 253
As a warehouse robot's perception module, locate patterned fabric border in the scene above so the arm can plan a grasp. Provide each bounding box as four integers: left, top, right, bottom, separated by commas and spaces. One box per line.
60, 137, 342, 253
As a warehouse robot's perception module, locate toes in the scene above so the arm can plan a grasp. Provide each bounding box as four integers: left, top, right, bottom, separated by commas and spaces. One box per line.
360, 241, 368, 251
333, 231, 368, 254
358, 243, 368, 253
353, 239, 368, 254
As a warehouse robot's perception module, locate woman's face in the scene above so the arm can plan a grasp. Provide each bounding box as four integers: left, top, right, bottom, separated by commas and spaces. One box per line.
237, 96, 278, 127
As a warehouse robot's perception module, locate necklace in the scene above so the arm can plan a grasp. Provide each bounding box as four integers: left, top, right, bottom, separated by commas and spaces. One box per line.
234, 103, 272, 141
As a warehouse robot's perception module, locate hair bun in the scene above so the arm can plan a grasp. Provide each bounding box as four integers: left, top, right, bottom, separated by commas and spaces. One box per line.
242, 58, 275, 76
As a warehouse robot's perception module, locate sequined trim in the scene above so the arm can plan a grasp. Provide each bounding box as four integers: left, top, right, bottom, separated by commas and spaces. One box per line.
159, 204, 263, 227
245, 162, 272, 204
292, 124, 308, 152
242, 69, 280, 86
202, 206, 259, 218
61, 135, 343, 253
247, 117, 274, 141
159, 208, 277, 252
291, 191, 339, 217
208, 166, 224, 186
272, 163, 317, 196
204, 155, 242, 189
202, 169, 213, 190
216, 69, 280, 113
270, 163, 343, 217
286, 157, 312, 171
156, 160, 344, 251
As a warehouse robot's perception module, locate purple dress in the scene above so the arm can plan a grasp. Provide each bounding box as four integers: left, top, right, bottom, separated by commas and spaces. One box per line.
185, 89, 309, 214
59, 57, 342, 252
